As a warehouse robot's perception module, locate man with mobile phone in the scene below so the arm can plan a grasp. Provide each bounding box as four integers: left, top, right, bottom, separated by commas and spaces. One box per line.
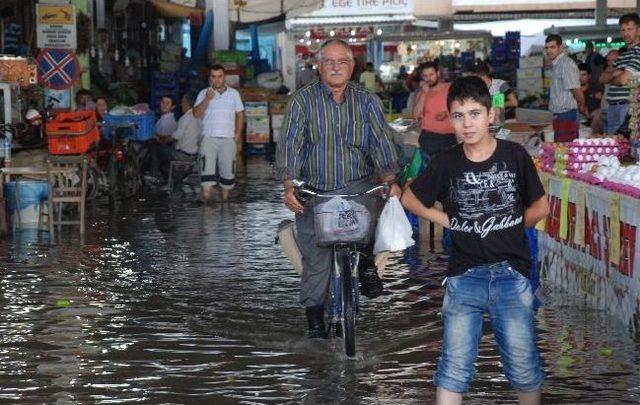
193, 65, 245, 202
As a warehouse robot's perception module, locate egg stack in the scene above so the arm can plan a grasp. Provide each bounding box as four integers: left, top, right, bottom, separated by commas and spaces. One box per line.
566, 138, 621, 173
539, 143, 566, 174
590, 156, 640, 197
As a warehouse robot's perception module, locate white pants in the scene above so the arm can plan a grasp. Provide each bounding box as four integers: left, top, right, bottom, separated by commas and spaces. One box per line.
199, 137, 236, 189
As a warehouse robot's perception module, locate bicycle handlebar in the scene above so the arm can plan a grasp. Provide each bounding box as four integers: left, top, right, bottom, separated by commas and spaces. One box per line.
292, 179, 389, 199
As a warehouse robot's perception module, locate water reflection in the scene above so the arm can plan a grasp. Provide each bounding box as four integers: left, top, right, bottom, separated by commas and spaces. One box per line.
0, 157, 638, 403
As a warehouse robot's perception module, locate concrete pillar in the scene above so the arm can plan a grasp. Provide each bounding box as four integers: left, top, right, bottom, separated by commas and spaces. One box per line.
95, 0, 105, 29
595, 0, 607, 26
211, 0, 230, 50
279, 32, 295, 92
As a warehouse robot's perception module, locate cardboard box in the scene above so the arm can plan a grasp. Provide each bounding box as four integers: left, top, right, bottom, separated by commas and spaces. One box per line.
247, 115, 269, 128
272, 128, 281, 143
246, 130, 270, 144
271, 114, 285, 129
517, 67, 543, 80
517, 78, 544, 96
245, 101, 269, 116
519, 55, 544, 69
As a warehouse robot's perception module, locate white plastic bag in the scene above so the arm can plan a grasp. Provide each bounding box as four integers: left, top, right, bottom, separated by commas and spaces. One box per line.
373, 196, 415, 254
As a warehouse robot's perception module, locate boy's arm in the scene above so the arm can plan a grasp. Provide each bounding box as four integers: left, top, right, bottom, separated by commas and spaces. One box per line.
401, 188, 450, 228
524, 195, 550, 227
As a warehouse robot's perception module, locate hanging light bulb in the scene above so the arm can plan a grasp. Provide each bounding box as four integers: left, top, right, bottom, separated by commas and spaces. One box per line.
350, 29, 356, 36
90, 46, 96, 58
125, 56, 130, 67
114, 49, 119, 61
329, 30, 335, 37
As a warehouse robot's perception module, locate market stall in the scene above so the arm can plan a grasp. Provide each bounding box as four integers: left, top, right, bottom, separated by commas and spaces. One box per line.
536, 169, 640, 333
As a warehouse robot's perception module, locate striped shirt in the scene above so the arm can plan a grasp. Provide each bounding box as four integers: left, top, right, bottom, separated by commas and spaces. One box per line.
275, 79, 399, 191
549, 53, 580, 114
606, 44, 640, 104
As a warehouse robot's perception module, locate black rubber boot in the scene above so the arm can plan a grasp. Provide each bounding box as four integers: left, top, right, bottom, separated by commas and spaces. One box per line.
305, 305, 328, 339
359, 254, 383, 299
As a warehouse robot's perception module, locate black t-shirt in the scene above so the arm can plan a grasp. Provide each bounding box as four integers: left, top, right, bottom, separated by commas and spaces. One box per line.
410, 139, 545, 277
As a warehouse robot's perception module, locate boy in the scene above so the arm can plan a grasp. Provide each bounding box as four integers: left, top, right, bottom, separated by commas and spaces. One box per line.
401, 76, 549, 405
149, 96, 178, 180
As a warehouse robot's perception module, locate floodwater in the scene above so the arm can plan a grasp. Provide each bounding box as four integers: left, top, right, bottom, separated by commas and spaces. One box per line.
0, 157, 639, 404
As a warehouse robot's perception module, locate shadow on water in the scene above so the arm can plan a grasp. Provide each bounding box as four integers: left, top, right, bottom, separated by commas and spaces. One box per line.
0, 157, 639, 404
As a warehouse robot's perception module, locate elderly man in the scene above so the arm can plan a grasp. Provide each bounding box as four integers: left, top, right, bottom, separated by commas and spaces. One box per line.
276, 39, 401, 339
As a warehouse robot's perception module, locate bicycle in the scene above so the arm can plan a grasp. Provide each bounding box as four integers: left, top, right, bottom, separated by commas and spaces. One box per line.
293, 179, 388, 358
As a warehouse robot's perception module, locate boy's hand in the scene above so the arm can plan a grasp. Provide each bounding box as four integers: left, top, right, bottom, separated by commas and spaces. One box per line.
205, 88, 215, 100
389, 183, 402, 198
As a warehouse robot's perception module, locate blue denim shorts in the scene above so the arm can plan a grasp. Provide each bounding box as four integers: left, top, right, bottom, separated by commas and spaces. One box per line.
434, 261, 544, 393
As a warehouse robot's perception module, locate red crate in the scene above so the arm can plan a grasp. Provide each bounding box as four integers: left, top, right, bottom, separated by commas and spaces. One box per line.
46, 111, 97, 135
48, 127, 99, 155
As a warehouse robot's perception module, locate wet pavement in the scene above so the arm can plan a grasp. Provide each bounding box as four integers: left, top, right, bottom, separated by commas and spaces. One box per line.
0, 156, 639, 404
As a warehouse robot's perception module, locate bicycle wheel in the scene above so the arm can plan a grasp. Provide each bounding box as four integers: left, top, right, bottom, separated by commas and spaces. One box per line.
107, 155, 118, 197
85, 166, 100, 201
121, 154, 141, 198
340, 250, 357, 358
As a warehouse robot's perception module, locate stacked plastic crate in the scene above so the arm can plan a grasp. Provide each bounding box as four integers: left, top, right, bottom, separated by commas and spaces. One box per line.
505, 31, 521, 67
150, 71, 180, 115
489, 37, 506, 67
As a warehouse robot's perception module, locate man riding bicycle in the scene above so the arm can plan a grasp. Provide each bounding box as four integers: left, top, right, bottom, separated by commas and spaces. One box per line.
275, 39, 401, 339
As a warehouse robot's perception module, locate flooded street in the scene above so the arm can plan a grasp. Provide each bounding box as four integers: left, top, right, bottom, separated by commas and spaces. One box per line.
0, 157, 639, 404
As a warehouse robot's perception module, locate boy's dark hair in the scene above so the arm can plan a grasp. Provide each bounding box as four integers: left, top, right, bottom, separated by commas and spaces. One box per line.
75, 88, 93, 103
422, 61, 438, 72
578, 63, 591, 75
466, 61, 492, 78
447, 76, 492, 112
182, 91, 196, 107
210, 64, 225, 73
161, 95, 175, 105
619, 13, 640, 26
545, 34, 563, 46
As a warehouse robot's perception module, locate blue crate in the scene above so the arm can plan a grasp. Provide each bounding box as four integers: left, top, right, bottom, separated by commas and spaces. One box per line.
103, 113, 156, 141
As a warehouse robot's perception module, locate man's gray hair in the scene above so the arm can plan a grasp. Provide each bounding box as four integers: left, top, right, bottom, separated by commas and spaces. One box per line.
317, 39, 353, 62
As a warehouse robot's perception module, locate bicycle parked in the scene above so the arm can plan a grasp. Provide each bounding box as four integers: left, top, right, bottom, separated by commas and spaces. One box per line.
293, 179, 388, 358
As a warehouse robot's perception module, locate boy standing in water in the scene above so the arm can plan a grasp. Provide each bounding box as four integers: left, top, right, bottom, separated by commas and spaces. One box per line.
401, 76, 549, 404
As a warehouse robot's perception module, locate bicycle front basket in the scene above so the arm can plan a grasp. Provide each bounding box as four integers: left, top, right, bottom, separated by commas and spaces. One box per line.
313, 196, 372, 245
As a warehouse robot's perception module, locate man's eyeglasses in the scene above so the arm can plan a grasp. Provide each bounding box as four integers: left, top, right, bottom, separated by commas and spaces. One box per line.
321, 58, 352, 68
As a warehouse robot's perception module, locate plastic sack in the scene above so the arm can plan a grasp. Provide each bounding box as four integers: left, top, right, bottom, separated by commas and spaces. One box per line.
313, 196, 371, 245
373, 196, 415, 254
275, 220, 303, 275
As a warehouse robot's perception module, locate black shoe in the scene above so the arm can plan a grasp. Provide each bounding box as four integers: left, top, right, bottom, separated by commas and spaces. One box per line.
359, 267, 383, 299
305, 305, 328, 339
334, 322, 343, 338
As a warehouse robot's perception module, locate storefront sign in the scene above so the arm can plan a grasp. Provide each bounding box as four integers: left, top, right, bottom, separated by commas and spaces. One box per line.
44, 88, 71, 110
36, 4, 77, 49
37, 49, 80, 90
452, 0, 584, 9
312, 0, 414, 16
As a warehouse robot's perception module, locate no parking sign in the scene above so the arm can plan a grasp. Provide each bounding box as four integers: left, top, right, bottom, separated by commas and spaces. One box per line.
36, 48, 80, 90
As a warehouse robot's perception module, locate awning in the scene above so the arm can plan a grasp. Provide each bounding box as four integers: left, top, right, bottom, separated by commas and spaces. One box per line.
230, 0, 321, 23
151, 0, 203, 18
